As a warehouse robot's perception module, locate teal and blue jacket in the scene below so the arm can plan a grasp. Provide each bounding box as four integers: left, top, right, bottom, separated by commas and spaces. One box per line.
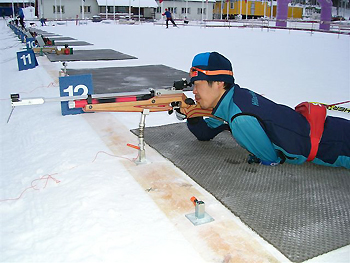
187, 85, 350, 169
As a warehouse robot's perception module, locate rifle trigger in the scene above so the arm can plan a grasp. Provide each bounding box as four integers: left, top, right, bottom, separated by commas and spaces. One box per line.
87, 94, 92, 104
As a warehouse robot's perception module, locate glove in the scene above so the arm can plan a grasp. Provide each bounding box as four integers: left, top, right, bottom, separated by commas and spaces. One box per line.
175, 109, 187, 121
169, 101, 187, 121
247, 154, 279, 166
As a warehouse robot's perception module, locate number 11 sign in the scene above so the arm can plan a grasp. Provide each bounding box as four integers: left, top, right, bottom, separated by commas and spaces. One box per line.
17, 50, 38, 71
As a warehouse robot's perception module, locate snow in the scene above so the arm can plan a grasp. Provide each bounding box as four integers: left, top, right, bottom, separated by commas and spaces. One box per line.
1, 19, 349, 262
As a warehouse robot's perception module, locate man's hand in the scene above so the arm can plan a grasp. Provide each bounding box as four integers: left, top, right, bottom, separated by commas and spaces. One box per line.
168, 97, 213, 119
170, 101, 187, 121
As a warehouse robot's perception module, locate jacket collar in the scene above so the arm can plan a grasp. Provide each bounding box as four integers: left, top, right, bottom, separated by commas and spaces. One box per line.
212, 87, 235, 121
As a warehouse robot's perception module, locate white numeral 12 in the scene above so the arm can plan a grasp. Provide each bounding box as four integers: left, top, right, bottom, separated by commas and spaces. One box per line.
63, 84, 89, 96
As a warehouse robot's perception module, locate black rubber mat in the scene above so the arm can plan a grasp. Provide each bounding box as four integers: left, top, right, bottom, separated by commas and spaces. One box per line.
53, 41, 93, 46
67, 65, 189, 94
40, 33, 60, 36
48, 36, 76, 41
132, 123, 350, 263
29, 29, 59, 36
46, 49, 136, 62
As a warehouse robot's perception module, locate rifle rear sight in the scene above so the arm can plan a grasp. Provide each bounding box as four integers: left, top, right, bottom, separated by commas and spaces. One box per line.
173, 79, 191, 90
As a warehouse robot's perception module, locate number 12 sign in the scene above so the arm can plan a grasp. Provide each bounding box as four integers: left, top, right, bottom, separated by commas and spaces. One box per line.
59, 74, 94, 116
17, 50, 38, 71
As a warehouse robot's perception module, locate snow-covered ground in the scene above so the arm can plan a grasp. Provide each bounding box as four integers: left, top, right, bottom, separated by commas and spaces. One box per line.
0, 19, 349, 262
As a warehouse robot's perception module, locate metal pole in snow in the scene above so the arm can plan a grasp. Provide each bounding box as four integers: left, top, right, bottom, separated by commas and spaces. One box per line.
12, 0, 15, 18
220, 0, 223, 19
270, 0, 273, 18
240, 0, 242, 17
206, 0, 208, 20
226, 0, 229, 20
202, 0, 204, 21
60, 0, 62, 20
82, 0, 85, 20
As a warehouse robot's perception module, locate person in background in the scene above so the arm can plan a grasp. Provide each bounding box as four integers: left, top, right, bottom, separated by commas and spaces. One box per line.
40, 17, 47, 26
175, 52, 350, 169
17, 7, 25, 28
162, 9, 177, 28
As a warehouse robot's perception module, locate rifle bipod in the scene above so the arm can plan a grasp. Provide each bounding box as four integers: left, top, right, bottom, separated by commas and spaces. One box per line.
135, 109, 150, 164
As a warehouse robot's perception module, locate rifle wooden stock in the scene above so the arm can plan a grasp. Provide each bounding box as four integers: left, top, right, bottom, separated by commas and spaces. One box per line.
82, 93, 213, 118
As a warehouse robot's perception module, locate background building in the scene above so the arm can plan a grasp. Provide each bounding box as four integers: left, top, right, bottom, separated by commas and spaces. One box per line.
213, 0, 303, 20
0, 0, 158, 20
154, 0, 216, 21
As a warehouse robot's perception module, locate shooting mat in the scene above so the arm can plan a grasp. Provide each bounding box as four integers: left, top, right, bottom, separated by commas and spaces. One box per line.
131, 123, 350, 263
53, 41, 93, 46
28, 29, 59, 36
47, 36, 76, 41
67, 65, 189, 94
39, 33, 61, 37
46, 49, 136, 62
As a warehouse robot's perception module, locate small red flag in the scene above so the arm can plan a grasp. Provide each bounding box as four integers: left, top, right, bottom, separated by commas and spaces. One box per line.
159, 0, 163, 3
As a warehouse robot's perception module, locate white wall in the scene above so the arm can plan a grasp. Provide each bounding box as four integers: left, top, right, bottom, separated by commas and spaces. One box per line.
39, 0, 157, 20
155, 1, 215, 21
40, 0, 99, 20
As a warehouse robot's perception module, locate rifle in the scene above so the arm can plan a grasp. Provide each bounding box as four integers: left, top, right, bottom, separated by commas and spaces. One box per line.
10, 79, 213, 119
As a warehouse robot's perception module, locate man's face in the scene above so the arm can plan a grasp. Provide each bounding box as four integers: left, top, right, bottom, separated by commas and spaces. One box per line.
193, 80, 225, 109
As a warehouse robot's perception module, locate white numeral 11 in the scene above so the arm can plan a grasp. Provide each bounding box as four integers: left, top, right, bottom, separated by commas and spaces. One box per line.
20, 54, 32, 65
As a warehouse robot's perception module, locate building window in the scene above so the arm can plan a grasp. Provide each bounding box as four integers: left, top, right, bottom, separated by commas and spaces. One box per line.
80, 6, 91, 13
197, 8, 206, 15
157, 7, 161, 13
100, 6, 115, 13
53, 5, 64, 14
181, 7, 190, 14
251, 2, 255, 15
167, 7, 177, 14
117, 7, 128, 13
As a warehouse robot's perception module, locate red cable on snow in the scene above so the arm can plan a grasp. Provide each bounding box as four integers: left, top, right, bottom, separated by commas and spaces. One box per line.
0, 151, 137, 203
0, 174, 60, 203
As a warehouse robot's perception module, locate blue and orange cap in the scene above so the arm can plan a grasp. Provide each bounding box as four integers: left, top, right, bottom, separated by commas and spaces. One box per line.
189, 52, 234, 84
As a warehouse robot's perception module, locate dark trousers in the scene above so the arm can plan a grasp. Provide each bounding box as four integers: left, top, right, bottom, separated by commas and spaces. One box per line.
19, 17, 25, 28
166, 18, 176, 28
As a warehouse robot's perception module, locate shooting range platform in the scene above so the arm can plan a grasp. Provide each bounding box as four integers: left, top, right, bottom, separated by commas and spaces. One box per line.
46, 49, 137, 62
131, 123, 350, 263
67, 65, 189, 94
